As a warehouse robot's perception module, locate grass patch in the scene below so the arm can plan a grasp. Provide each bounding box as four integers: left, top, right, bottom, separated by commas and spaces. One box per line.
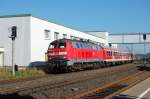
0, 68, 45, 80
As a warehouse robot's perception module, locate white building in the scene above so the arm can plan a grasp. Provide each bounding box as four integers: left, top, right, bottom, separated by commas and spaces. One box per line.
86, 31, 118, 48
0, 14, 108, 67
86, 31, 109, 46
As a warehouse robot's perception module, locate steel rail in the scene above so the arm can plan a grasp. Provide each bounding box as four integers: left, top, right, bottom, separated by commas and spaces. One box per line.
67, 71, 150, 99
0, 63, 140, 98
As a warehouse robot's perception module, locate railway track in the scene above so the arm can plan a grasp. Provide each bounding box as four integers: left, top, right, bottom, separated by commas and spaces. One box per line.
68, 71, 150, 99
0, 63, 144, 99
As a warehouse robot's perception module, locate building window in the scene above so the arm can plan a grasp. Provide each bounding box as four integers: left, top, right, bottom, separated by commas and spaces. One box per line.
44, 29, 50, 40
63, 34, 67, 39
54, 32, 59, 40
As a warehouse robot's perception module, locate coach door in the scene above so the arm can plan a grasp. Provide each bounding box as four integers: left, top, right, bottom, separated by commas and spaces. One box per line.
0, 48, 4, 67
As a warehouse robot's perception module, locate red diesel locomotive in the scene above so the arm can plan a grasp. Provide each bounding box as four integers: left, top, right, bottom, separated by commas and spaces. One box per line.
47, 39, 133, 72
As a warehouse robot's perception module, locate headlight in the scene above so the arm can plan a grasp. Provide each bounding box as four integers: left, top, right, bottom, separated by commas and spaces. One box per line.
59, 52, 67, 55
48, 53, 55, 56
48, 52, 67, 56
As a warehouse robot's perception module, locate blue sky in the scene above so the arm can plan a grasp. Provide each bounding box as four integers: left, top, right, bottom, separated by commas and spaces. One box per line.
0, 0, 150, 33
0, 0, 150, 54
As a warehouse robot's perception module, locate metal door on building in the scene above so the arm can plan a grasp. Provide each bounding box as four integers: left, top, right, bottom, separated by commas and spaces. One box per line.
0, 52, 4, 67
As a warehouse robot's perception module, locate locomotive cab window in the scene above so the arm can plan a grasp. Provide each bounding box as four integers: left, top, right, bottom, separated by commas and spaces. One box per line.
49, 40, 66, 48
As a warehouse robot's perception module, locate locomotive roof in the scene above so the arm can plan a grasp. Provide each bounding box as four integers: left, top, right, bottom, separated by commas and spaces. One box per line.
50, 39, 130, 53
51, 39, 100, 45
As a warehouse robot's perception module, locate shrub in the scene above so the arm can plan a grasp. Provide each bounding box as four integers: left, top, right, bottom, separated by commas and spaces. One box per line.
0, 68, 45, 80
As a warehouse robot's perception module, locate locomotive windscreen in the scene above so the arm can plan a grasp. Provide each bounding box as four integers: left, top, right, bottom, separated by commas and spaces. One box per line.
49, 40, 66, 48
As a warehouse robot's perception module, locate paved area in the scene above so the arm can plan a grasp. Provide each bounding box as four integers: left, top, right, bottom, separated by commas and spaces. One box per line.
120, 77, 150, 99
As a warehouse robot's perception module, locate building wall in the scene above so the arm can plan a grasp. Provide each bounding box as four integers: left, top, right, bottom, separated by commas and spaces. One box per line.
30, 17, 107, 62
0, 14, 109, 66
0, 17, 31, 66
0, 48, 4, 66
109, 33, 150, 44
86, 31, 119, 48
86, 31, 109, 46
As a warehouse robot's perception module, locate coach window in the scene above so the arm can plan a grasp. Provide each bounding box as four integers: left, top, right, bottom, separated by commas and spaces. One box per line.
120, 53, 122, 56
109, 51, 111, 56
112, 52, 114, 56
54, 32, 59, 40
114, 52, 116, 56
107, 51, 109, 56
123, 53, 125, 56
44, 29, 51, 40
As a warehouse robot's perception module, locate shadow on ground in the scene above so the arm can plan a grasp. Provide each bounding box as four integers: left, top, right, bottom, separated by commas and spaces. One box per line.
0, 93, 35, 99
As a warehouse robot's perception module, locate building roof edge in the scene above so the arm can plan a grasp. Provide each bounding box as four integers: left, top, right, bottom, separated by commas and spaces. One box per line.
0, 14, 31, 18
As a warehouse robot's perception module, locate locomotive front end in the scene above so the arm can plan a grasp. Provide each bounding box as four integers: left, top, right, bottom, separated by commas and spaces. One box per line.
47, 39, 69, 71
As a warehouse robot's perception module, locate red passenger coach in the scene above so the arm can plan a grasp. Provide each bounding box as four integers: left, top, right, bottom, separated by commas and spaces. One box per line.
47, 39, 133, 72
103, 48, 132, 65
